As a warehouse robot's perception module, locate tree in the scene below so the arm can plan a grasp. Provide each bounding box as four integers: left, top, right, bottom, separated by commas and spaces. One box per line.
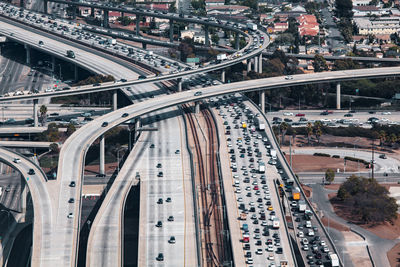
306, 122, 313, 144
66, 123, 76, 136
168, 2, 177, 12
178, 37, 194, 61
325, 168, 335, 184
117, 16, 132, 26
314, 121, 323, 143
378, 130, 386, 147
39, 105, 47, 125
335, 0, 353, 18
389, 133, 397, 146
280, 122, 288, 144
313, 54, 328, 72
49, 143, 59, 153
211, 34, 220, 45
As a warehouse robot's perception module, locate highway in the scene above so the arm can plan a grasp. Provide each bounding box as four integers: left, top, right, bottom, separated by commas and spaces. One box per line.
0, 147, 52, 267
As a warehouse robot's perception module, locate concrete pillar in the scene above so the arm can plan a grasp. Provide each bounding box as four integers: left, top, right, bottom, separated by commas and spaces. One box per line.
258, 53, 262, 74
90, 7, 95, 17
72, 5, 76, 20
254, 56, 258, 73
205, 25, 209, 46
142, 43, 147, 49
136, 17, 140, 35
235, 34, 240, 50
177, 78, 182, 92
195, 102, 200, 114
336, 82, 341, 110
169, 19, 174, 43
134, 119, 140, 143
99, 135, 105, 175
44, 0, 48, 14
113, 90, 117, 111
121, 12, 125, 17
20, 0, 24, 8
260, 90, 265, 114
247, 59, 251, 72
103, 9, 109, 28
21, 177, 27, 214
51, 56, 55, 73
33, 99, 38, 127
74, 65, 78, 81
221, 69, 225, 83
25, 44, 30, 65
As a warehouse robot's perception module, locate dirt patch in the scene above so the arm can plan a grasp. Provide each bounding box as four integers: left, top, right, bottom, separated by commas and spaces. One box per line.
284, 154, 368, 173
329, 192, 400, 240
387, 242, 400, 267
321, 216, 350, 231
84, 163, 117, 175
324, 184, 341, 190
301, 184, 312, 198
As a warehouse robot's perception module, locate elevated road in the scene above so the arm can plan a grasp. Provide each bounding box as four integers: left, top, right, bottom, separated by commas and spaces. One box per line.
0, 141, 56, 148
0, 127, 46, 134
0, 148, 52, 267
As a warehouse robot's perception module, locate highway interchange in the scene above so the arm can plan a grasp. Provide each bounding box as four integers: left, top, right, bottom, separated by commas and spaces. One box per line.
1, 1, 398, 267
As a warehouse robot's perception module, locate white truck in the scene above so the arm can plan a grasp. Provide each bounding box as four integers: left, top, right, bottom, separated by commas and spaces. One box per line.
217, 53, 227, 61
107, 38, 117, 45
272, 218, 280, 229
258, 123, 265, 131
247, 22, 257, 31
258, 162, 265, 173
298, 200, 307, 212
270, 149, 277, 159
329, 253, 339, 267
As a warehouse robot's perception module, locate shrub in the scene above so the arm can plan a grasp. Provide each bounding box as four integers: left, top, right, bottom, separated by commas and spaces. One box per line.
313, 153, 330, 157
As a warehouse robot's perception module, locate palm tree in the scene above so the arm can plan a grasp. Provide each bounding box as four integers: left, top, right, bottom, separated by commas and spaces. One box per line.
292, 129, 297, 145
280, 122, 288, 144
378, 130, 386, 147
389, 133, 397, 147
306, 122, 313, 144
39, 105, 47, 125
314, 121, 323, 143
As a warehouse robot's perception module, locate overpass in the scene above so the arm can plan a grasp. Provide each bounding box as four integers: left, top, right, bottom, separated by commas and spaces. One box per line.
0, 141, 56, 148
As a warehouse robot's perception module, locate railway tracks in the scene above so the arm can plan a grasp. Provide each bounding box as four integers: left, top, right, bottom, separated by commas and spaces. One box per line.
183, 103, 225, 266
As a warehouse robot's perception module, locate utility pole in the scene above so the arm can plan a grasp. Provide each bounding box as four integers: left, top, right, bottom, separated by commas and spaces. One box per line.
372, 139, 375, 179
289, 136, 292, 168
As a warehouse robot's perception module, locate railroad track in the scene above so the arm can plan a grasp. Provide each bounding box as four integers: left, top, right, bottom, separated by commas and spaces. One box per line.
183, 103, 223, 266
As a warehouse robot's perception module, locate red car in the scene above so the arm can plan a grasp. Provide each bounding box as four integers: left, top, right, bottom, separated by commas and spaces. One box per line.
295, 113, 305, 117
254, 185, 259, 190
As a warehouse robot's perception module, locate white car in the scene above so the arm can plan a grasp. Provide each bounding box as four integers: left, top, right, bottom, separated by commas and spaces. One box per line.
13, 158, 21, 163
283, 112, 293, 116
285, 75, 293, 80
256, 248, 263, 255
382, 111, 391, 115
298, 231, 304, 238
267, 244, 274, 251
320, 240, 326, 246
303, 244, 309, 251
323, 245, 329, 252
67, 213, 74, 218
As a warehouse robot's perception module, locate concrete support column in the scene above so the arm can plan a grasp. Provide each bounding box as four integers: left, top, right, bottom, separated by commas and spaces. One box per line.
134, 119, 140, 143
121, 12, 125, 17
33, 99, 38, 127
21, 177, 27, 214
254, 56, 258, 73
44, 0, 48, 14
90, 7, 95, 17
258, 53, 262, 74
169, 19, 174, 43
20, 0, 24, 8
336, 82, 341, 110
25, 44, 30, 65
195, 102, 200, 114
99, 135, 105, 176
235, 34, 240, 50
136, 16, 140, 35
74, 65, 78, 81
142, 43, 147, 49
72, 5, 76, 20
51, 56, 55, 73
177, 78, 182, 92
221, 69, 225, 83
103, 9, 109, 28
113, 90, 118, 111
205, 25, 209, 46
247, 59, 251, 72
260, 90, 265, 114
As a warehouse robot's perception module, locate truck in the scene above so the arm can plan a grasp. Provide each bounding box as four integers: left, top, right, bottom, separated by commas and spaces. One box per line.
107, 38, 117, 45
272, 218, 280, 229
258, 162, 265, 173
298, 200, 306, 212
242, 223, 249, 231
258, 123, 265, 131
247, 22, 257, 31
66, 50, 75, 58
270, 149, 277, 159
217, 53, 227, 61
329, 253, 339, 267
240, 213, 247, 220
292, 187, 301, 200
242, 122, 247, 129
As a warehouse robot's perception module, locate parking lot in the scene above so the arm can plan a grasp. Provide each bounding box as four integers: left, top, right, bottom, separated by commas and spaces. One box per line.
213, 95, 293, 266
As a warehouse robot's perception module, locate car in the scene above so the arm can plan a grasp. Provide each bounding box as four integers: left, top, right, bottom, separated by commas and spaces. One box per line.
168, 216, 174, 221
28, 169, 35, 175
122, 113, 129, 117
283, 112, 293, 116
382, 111, 391, 115
157, 198, 163, 204
168, 236, 176, 244
138, 75, 146, 80
255, 248, 263, 255
175, 150, 180, 154
156, 221, 163, 227
69, 181, 76, 187
93, 83, 101, 87
303, 244, 309, 251
13, 158, 21, 163
194, 91, 202, 96
285, 75, 293, 80
157, 172, 163, 177
157, 163, 162, 168
344, 113, 353, 117
295, 113, 305, 117
101, 122, 108, 127
38, 40, 44, 46
156, 253, 164, 261
379, 154, 387, 159
246, 258, 254, 264
67, 213, 74, 218
68, 198, 74, 203
166, 197, 172, 202
150, 144, 155, 148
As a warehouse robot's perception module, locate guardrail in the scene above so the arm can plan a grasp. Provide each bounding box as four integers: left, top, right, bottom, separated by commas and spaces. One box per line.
349, 227, 376, 267
180, 106, 202, 266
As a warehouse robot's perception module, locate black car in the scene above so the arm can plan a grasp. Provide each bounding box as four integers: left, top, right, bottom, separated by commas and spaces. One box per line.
122, 113, 129, 117
69, 181, 76, 187
28, 169, 35, 175
101, 122, 108, 127
156, 253, 164, 261
68, 198, 74, 203
93, 83, 100, 86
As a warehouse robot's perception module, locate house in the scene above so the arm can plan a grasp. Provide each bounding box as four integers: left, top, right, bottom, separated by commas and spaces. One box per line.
353, 6, 384, 17
273, 22, 289, 33
352, 0, 371, 6
206, 5, 250, 15
354, 17, 400, 35
297, 14, 319, 37
205, 0, 225, 6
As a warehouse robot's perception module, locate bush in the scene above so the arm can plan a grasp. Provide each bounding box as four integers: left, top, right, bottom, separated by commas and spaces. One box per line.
332, 155, 340, 158
313, 153, 331, 157
344, 156, 369, 166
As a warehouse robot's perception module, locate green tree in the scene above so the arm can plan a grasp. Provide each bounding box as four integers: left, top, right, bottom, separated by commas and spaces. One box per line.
280, 122, 288, 144
325, 168, 335, 184
314, 121, 323, 143
39, 105, 47, 125
117, 16, 132, 26
66, 123, 76, 136
378, 130, 386, 147
168, 2, 177, 12
335, 0, 353, 18
49, 143, 59, 153
313, 54, 328, 72
211, 34, 220, 45
306, 122, 313, 144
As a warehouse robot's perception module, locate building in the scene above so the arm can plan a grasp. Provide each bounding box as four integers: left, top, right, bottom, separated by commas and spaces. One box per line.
272, 22, 289, 33
354, 17, 400, 35
206, 5, 250, 15
352, 0, 371, 6
205, 0, 225, 7
297, 14, 319, 37
353, 6, 385, 17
